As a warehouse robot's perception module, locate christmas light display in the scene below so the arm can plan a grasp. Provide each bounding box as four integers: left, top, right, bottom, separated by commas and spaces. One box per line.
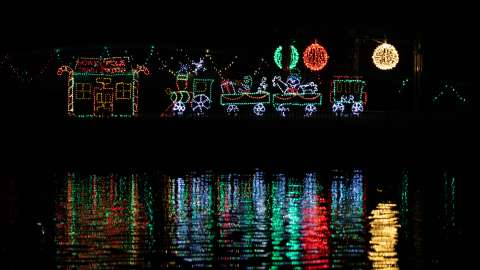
304, 104, 317, 117
165, 61, 215, 115
274, 46, 282, 69
172, 101, 186, 115
57, 57, 149, 118
257, 77, 268, 92
237, 75, 253, 93
220, 76, 271, 115
273, 45, 299, 70
1, 52, 55, 85
192, 78, 214, 101
372, 43, 399, 70
226, 104, 239, 115
144, 45, 157, 65
332, 101, 345, 113
272, 75, 322, 116
192, 94, 211, 113
191, 58, 206, 74
432, 82, 469, 104
221, 80, 235, 94
396, 78, 409, 94
330, 77, 367, 114
290, 46, 300, 70
253, 103, 266, 116
303, 41, 329, 71
351, 102, 364, 115
276, 104, 289, 117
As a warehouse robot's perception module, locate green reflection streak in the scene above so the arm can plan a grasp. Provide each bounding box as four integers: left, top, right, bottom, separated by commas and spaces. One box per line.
143, 177, 155, 250
286, 181, 302, 265
129, 174, 137, 265
241, 179, 254, 259
270, 177, 284, 264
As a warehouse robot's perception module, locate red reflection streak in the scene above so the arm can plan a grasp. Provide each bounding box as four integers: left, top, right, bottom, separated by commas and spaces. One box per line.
301, 196, 330, 269
223, 195, 231, 228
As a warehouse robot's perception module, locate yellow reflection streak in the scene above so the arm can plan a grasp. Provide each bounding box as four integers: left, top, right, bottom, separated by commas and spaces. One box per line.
368, 203, 400, 270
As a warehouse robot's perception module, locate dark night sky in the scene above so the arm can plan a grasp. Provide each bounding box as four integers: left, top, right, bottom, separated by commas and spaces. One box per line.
1, 1, 476, 82
1, 2, 474, 47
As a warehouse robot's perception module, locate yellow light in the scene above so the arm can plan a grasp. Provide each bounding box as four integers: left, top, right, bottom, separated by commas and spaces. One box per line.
372, 43, 399, 70
368, 203, 400, 270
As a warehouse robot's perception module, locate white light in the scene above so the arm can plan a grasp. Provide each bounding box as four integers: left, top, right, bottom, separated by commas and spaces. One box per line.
372, 43, 399, 70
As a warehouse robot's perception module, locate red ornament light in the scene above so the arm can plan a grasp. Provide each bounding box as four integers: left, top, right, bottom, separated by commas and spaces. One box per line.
303, 42, 329, 71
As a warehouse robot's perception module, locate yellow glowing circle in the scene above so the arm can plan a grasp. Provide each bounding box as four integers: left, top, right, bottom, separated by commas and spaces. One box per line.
372, 43, 399, 70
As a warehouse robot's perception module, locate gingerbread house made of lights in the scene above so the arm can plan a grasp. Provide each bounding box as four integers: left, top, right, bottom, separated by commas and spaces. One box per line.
57, 57, 149, 118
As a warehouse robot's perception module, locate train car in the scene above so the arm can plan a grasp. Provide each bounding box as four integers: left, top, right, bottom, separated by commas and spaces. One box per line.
219, 76, 271, 116
167, 71, 214, 115
271, 74, 322, 117
329, 76, 367, 115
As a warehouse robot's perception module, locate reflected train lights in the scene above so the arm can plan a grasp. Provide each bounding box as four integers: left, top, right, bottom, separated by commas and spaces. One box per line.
330, 170, 367, 269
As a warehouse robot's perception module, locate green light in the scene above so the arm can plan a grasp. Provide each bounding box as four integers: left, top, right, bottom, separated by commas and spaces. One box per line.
286, 182, 302, 264
289, 45, 299, 70
272, 93, 322, 107
331, 79, 367, 104
270, 179, 285, 264
220, 93, 270, 106
274, 46, 283, 69
274, 45, 299, 70
192, 78, 214, 100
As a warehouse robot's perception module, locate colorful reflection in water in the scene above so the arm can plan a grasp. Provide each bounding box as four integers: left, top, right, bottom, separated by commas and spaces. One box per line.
55, 173, 155, 269
330, 170, 367, 269
368, 203, 400, 270
162, 170, 366, 269
53, 169, 455, 269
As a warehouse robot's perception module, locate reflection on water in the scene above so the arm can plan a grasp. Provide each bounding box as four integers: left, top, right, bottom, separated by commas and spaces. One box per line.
368, 203, 400, 270
53, 169, 459, 269
330, 170, 366, 269
55, 173, 155, 269
443, 172, 456, 230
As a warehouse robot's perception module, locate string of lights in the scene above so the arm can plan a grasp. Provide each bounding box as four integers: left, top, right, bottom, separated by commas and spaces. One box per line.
432, 82, 469, 104
396, 78, 409, 94
0, 52, 55, 85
